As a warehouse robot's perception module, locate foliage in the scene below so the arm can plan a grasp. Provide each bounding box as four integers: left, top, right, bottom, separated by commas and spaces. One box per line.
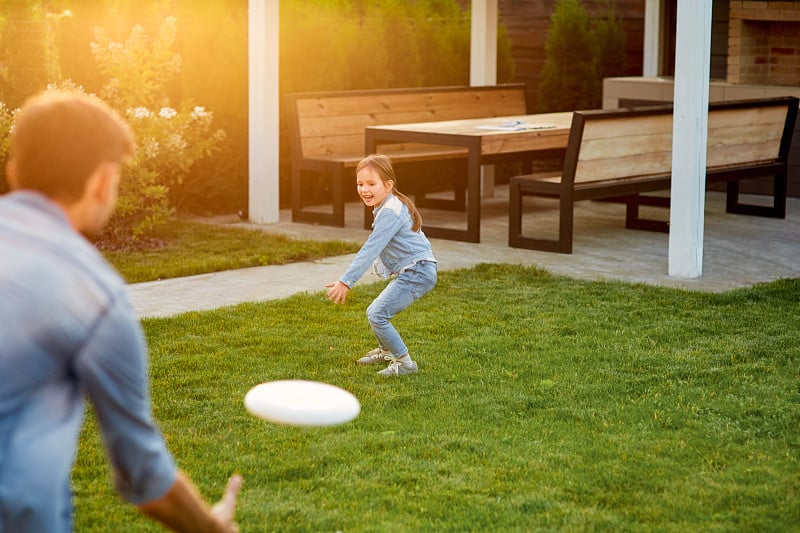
72, 265, 800, 531
47, 17, 224, 247
90, 16, 182, 110
537, 0, 626, 112
592, 0, 626, 91
0, 101, 18, 194
101, 103, 224, 246
279, 0, 513, 95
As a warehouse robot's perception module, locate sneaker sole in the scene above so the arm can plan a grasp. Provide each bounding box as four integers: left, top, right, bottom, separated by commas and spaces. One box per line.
377, 365, 418, 376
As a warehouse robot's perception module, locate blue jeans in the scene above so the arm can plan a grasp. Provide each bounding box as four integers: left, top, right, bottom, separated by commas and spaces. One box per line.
366, 260, 437, 357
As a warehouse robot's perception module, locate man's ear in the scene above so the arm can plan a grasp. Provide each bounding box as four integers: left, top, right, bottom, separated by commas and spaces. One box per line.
88, 162, 120, 203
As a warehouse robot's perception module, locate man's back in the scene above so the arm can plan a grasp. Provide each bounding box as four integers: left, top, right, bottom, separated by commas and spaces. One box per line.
0, 191, 175, 532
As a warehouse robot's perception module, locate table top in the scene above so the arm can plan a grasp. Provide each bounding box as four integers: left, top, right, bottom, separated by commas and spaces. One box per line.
366, 112, 574, 155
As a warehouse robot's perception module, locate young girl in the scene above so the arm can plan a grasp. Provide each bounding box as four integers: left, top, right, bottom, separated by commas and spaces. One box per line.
326, 154, 437, 376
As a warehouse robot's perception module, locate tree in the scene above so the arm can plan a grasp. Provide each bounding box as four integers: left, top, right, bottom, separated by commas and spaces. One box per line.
536, 0, 625, 112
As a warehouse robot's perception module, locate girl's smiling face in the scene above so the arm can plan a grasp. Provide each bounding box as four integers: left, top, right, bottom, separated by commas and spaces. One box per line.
356, 165, 393, 207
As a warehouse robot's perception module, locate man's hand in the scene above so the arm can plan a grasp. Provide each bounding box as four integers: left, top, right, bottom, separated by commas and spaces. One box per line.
211, 475, 242, 532
325, 281, 350, 304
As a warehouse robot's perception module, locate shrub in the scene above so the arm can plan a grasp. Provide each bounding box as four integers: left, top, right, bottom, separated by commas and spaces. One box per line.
0, 101, 18, 194
87, 18, 225, 247
537, 0, 625, 112
100, 103, 225, 246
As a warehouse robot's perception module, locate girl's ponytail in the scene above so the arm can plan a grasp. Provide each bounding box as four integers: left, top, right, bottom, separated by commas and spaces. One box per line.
393, 190, 423, 232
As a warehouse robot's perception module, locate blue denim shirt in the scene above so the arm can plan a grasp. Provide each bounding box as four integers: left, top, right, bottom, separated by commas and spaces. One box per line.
339, 194, 436, 288
0, 192, 177, 532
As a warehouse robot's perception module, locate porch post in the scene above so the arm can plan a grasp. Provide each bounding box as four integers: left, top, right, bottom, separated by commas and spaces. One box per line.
668, 0, 712, 278
247, 0, 280, 223
470, 0, 498, 197
470, 0, 497, 86
643, 0, 660, 77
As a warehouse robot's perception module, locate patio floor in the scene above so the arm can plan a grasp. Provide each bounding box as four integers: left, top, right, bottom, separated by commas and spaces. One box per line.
252, 187, 800, 293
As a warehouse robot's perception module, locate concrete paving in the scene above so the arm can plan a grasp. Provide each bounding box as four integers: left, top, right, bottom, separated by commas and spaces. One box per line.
128, 189, 800, 319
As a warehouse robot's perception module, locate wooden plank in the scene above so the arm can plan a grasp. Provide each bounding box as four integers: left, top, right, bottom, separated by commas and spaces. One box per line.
579, 131, 673, 160
581, 114, 673, 140
707, 105, 787, 129
295, 89, 525, 118
574, 152, 672, 182
298, 104, 525, 137
706, 141, 781, 167
707, 123, 782, 161
481, 131, 570, 154
301, 135, 362, 157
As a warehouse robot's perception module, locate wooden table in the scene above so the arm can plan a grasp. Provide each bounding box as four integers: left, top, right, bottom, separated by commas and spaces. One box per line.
365, 112, 573, 242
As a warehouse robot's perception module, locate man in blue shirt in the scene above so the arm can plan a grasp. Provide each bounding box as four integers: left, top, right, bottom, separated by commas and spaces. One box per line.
0, 91, 241, 532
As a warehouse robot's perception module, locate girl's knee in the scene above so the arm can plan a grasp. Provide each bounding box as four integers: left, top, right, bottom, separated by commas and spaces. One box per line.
366, 303, 387, 326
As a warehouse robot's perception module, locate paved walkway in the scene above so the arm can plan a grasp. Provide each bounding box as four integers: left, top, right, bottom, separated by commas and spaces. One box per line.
128, 190, 800, 318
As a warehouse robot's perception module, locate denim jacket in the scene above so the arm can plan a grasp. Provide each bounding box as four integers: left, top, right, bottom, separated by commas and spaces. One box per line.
339, 194, 436, 288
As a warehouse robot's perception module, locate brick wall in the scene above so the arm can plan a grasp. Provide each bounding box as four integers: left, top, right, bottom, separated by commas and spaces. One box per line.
728, 1, 800, 86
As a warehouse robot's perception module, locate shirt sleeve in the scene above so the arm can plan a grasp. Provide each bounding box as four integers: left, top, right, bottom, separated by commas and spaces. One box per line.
73, 292, 177, 505
339, 206, 402, 288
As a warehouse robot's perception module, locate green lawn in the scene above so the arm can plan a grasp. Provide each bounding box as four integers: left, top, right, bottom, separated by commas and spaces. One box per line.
73, 264, 800, 532
103, 219, 360, 283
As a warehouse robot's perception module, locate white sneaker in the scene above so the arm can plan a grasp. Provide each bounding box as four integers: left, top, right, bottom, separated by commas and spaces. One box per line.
357, 347, 391, 365
377, 356, 418, 376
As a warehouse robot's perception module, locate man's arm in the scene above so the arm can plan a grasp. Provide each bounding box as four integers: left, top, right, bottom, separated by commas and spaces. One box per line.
139, 472, 242, 533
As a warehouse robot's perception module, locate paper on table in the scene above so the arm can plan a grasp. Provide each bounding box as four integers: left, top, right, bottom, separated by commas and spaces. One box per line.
474, 120, 556, 131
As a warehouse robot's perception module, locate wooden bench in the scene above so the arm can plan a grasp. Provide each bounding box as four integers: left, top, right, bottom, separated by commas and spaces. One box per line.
508, 96, 799, 253
285, 84, 528, 226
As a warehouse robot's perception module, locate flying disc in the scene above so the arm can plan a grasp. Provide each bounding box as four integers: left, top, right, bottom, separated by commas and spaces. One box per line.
244, 380, 360, 427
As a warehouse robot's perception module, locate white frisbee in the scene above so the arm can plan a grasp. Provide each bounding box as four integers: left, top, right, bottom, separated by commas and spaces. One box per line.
244, 380, 360, 427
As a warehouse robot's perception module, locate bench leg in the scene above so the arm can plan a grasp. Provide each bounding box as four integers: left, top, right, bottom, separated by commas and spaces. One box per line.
508, 183, 572, 254
725, 174, 787, 219
625, 194, 669, 233
291, 167, 347, 227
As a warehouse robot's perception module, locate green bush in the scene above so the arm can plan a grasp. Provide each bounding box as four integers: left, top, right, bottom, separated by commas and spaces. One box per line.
0, 101, 17, 194
90, 18, 225, 247
537, 0, 625, 112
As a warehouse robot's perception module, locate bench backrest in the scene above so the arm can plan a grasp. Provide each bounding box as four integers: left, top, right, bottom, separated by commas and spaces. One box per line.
563, 96, 799, 185
285, 84, 527, 160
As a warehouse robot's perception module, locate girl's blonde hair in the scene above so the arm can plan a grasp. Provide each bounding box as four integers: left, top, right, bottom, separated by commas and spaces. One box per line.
357, 154, 423, 232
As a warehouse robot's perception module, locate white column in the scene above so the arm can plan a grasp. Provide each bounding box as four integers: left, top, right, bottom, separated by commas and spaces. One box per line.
643, 0, 660, 77
470, 0, 497, 86
247, 0, 280, 224
668, 0, 713, 278
470, 0, 498, 197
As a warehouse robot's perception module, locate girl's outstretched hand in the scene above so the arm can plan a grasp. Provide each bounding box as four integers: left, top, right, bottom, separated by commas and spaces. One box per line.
326, 281, 350, 304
